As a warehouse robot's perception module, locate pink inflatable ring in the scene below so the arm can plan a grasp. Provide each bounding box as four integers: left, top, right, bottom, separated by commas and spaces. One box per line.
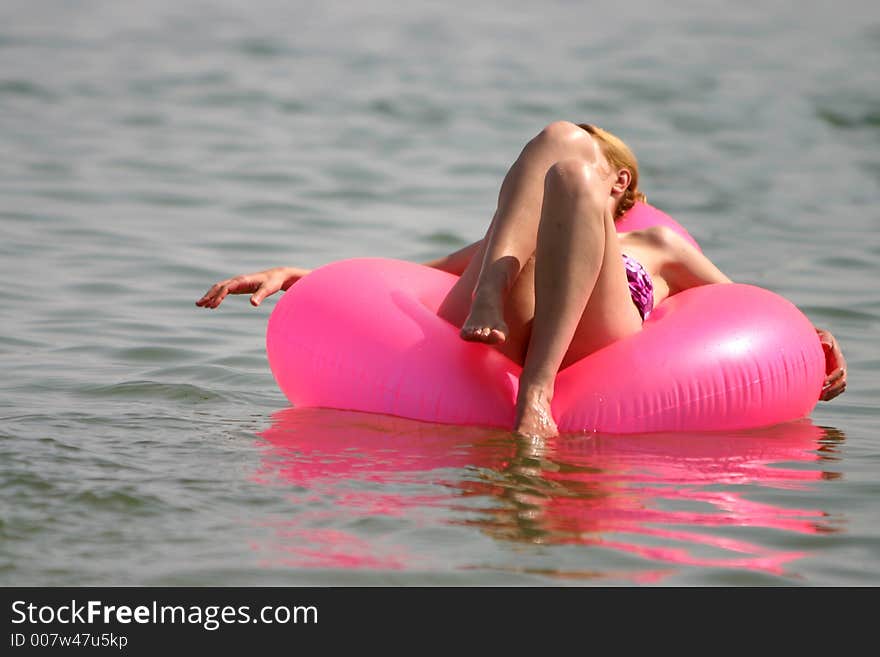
266, 204, 824, 433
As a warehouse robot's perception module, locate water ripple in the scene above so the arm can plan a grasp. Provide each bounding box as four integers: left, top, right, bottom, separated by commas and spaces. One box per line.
80, 381, 228, 403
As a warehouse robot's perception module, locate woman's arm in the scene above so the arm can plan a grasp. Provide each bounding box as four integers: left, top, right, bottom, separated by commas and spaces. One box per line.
196, 241, 484, 309
653, 227, 848, 401
654, 227, 732, 293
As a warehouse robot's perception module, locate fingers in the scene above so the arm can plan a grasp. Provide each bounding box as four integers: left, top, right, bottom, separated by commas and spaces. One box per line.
251, 274, 289, 305
820, 381, 846, 401
195, 272, 287, 309
195, 276, 258, 309
824, 367, 845, 386
250, 282, 273, 306
196, 267, 304, 309
820, 367, 847, 401
195, 281, 229, 309
815, 328, 848, 401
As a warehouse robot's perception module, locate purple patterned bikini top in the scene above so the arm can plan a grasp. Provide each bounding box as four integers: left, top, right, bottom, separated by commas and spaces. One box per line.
622, 253, 654, 321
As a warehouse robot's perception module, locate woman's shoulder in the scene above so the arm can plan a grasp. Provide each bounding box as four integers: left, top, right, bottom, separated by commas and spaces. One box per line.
618, 225, 685, 252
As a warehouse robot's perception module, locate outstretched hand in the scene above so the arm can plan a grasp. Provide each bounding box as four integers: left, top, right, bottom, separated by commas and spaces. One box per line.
816, 328, 847, 401
195, 267, 310, 309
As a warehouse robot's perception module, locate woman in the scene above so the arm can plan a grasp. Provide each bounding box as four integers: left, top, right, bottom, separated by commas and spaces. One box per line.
197, 121, 847, 437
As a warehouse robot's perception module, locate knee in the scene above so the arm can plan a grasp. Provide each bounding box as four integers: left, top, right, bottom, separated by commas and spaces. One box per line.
530, 121, 587, 149
544, 158, 603, 203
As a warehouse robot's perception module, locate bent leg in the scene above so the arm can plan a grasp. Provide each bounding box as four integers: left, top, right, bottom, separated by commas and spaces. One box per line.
436, 232, 537, 365
514, 159, 643, 438
447, 121, 608, 344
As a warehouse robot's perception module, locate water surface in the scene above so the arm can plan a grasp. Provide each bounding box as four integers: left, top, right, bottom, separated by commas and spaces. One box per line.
1, 0, 878, 585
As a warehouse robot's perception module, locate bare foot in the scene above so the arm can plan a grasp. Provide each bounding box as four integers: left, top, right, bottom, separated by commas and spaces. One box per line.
513, 385, 558, 439
460, 292, 508, 344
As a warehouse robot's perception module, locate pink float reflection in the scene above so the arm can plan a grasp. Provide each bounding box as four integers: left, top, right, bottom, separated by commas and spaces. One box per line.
253, 408, 842, 578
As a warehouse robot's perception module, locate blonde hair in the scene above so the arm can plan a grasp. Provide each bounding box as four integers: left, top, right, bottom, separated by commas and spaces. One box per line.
578, 123, 647, 218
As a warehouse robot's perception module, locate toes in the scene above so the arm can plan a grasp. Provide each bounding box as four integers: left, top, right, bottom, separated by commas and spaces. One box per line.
488, 329, 507, 345
461, 325, 485, 339
460, 326, 491, 342
460, 324, 508, 344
